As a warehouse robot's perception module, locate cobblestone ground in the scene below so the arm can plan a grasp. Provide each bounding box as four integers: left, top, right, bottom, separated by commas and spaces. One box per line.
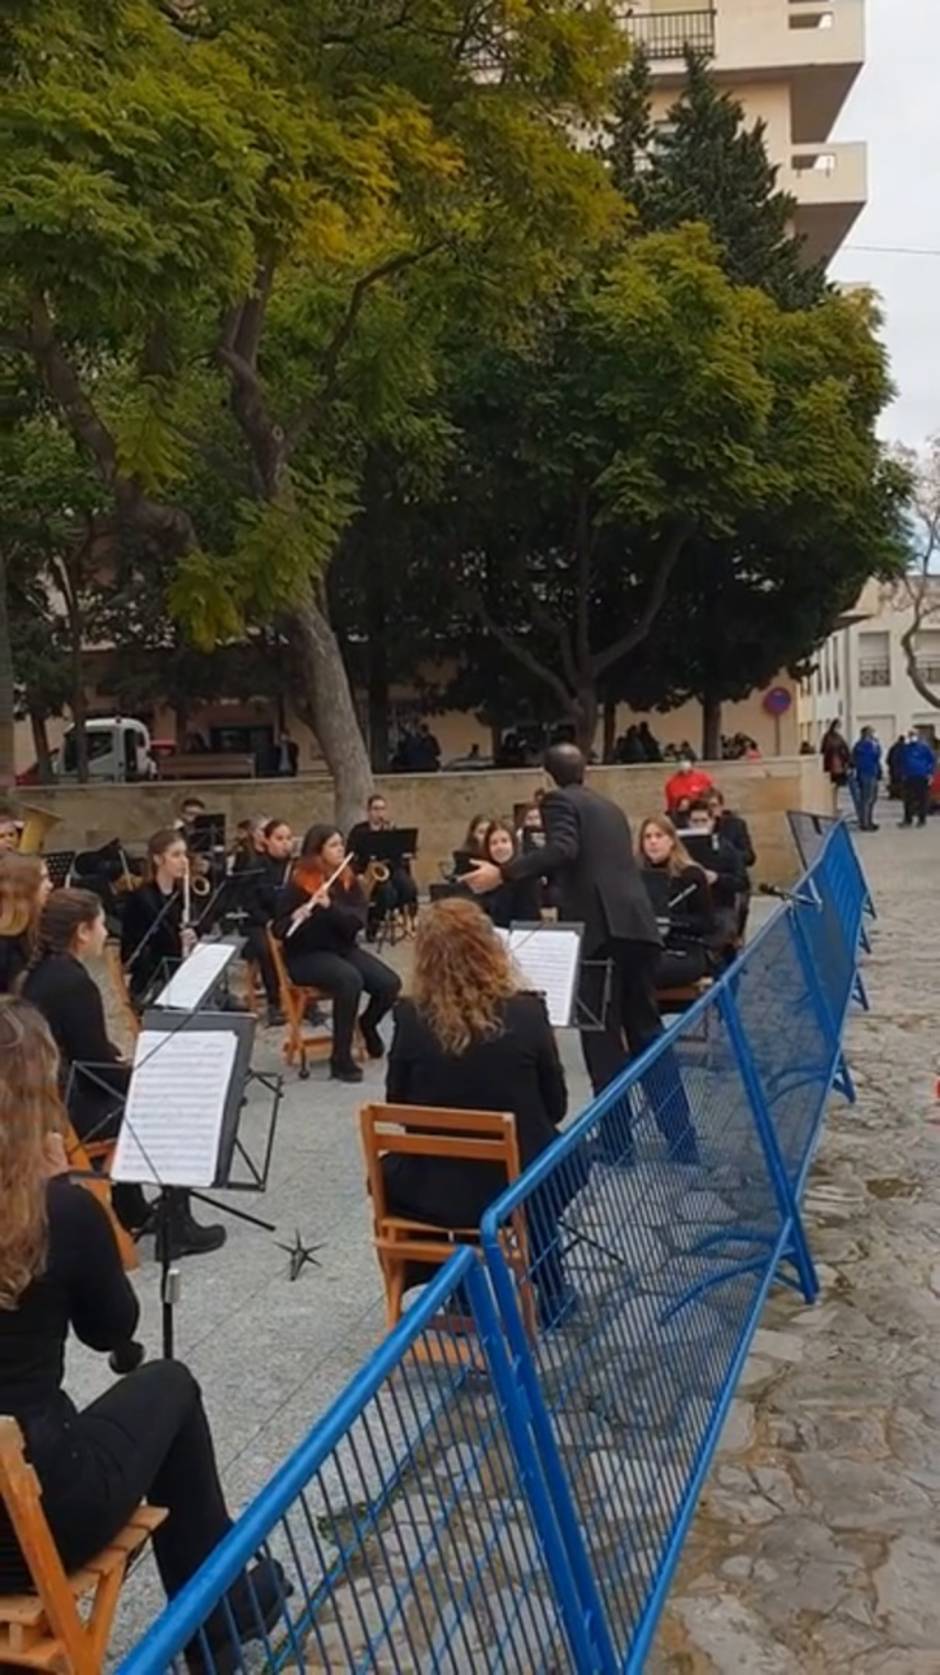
652, 816, 940, 1673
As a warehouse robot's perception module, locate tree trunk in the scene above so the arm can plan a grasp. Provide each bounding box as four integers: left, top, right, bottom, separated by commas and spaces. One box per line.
66, 604, 89, 784
602, 700, 616, 764
575, 688, 598, 758
366, 569, 389, 773
701, 691, 722, 762
30, 710, 53, 783
288, 587, 373, 830
0, 550, 15, 789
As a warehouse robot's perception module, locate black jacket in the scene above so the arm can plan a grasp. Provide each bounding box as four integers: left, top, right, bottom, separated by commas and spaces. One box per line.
119, 882, 183, 1002
273, 878, 368, 964
383, 992, 566, 1230
716, 810, 756, 871
504, 783, 659, 952
231, 850, 285, 928
22, 954, 129, 1134
480, 874, 542, 930
643, 863, 715, 952
0, 932, 30, 995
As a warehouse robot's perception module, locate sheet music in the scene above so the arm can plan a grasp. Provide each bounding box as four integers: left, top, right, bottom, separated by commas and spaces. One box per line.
111, 1029, 238, 1186
154, 941, 235, 1011
507, 927, 581, 1027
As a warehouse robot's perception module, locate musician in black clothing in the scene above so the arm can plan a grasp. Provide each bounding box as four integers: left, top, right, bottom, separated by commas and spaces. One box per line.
22, 890, 147, 1234
477, 821, 542, 929
467, 743, 698, 1166
232, 819, 293, 1024
117, 832, 225, 1256
347, 794, 418, 933
637, 817, 716, 991
273, 824, 400, 1083
119, 828, 193, 1007
0, 853, 52, 994
0, 999, 287, 1669
706, 788, 755, 933
383, 900, 573, 1321
684, 800, 747, 955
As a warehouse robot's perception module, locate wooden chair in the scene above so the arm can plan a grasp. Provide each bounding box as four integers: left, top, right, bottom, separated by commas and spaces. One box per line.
103, 943, 140, 1045
360, 1103, 536, 1362
266, 932, 363, 1078
0, 1417, 166, 1673
61, 1118, 139, 1273
656, 976, 713, 1014
240, 957, 263, 1017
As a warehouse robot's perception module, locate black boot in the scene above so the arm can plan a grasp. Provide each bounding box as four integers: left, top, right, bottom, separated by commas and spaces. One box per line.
360, 1018, 385, 1059
330, 1058, 363, 1084
161, 1192, 227, 1260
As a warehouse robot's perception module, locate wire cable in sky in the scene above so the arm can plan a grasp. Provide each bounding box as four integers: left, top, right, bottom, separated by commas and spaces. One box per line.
842, 244, 940, 258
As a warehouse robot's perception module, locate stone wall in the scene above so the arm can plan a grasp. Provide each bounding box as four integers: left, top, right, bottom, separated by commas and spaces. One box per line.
22, 757, 833, 888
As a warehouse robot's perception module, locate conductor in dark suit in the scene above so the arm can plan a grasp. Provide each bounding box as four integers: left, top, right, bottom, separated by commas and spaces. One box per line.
467, 743, 697, 1163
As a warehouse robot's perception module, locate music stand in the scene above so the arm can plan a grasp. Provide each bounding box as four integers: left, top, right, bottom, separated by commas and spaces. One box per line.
356, 830, 418, 867
500, 920, 611, 1032
189, 812, 226, 856
44, 850, 76, 888
110, 1009, 281, 1356
151, 937, 243, 1011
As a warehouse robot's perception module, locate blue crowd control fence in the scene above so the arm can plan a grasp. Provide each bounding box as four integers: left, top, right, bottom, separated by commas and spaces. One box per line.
120, 818, 870, 1675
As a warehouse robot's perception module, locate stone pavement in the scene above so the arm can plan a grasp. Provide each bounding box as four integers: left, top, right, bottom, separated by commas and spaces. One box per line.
652, 816, 940, 1673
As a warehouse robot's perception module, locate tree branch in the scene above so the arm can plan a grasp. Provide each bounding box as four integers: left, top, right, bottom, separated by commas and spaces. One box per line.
470, 593, 574, 711
592, 518, 693, 679
285, 241, 447, 454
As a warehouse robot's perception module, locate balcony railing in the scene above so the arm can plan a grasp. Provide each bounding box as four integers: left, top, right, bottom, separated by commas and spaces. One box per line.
619, 8, 716, 61
858, 662, 890, 688
915, 660, 940, 685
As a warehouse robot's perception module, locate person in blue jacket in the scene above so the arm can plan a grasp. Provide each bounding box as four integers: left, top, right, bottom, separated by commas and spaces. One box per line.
900, 731, 937, 827
851, 726, 882, 831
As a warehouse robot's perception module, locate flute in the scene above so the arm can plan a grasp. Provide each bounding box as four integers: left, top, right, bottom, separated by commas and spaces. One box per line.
286, 852, 354, 938
182, 857, 192, 929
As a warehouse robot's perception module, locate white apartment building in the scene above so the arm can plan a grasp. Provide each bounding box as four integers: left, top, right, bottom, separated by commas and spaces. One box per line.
621, 0, 868, 264
797, 578, 940, 748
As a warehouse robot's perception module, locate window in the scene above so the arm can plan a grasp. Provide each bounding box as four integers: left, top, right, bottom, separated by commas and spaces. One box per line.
858, 631, 890, 688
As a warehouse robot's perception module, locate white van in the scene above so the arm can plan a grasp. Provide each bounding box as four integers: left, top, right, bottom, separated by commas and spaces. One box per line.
55, 717, 156, 783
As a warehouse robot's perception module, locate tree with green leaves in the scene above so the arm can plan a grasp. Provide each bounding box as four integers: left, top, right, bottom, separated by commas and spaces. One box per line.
606, 49, 827, 310
1, 0, 627, 823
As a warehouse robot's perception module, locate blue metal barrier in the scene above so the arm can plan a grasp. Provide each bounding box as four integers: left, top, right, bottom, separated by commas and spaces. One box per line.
120, 817, 870, 1675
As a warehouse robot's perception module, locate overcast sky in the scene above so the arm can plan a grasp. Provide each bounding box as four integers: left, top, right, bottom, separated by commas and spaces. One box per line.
828, 0, 940, 449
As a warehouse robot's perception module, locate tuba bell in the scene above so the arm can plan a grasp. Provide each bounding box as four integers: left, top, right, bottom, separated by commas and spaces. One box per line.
17, 803, 63, 855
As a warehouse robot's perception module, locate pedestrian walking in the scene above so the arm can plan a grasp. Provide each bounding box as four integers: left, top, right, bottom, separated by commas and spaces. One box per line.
899, 731, 936, 828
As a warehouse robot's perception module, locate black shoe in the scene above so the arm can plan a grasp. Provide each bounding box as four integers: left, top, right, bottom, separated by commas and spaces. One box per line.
361, 1021, 385, 1059
330, 1058, 364, 1084
266, 1004, 286, 1027
304, 1001, 326, 1026
162, 1199, 227, 1261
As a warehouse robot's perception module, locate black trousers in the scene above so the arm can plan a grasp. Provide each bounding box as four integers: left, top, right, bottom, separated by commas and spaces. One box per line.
580, 939, 698, 1165
243, 924, 279, 1005
902, 775, 930, 824
1, 1363, 230, 1599
654, 944, 709, 992
287, 945, 400, 1061
371, 868, 418, 925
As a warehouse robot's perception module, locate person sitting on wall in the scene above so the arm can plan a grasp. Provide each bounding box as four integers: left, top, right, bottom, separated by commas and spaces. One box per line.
664, 755, 715, 815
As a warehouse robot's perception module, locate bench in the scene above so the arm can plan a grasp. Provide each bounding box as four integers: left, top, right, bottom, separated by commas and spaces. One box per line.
0, 1417, 166, 1673
359, 1103, 535, 1362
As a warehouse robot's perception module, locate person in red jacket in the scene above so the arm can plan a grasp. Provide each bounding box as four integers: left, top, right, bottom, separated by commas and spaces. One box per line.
664, 757, 715, 814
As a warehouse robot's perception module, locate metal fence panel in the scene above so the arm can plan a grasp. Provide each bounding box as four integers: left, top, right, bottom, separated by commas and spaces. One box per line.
479, 982, 800, 1672
119, 1251, 587, 1675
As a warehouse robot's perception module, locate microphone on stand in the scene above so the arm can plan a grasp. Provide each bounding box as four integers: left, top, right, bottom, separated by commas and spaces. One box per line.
758, 882, 819, 909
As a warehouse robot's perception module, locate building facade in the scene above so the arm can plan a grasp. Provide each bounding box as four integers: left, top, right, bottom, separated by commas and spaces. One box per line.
622, 0, 867, 264
797, 578, 940, 748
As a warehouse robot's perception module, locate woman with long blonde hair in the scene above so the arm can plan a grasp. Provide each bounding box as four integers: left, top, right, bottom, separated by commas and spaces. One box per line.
382, 899, 570, 1319
0, 852, 52, 994
636, 814, 716, 989
0, 997, 287, 1658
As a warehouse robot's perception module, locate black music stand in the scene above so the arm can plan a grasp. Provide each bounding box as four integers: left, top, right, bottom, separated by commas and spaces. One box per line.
357, 830, 418, 868
44, 850, 77, 888
189, 812, 226, 856
109, 1010, 281, 1356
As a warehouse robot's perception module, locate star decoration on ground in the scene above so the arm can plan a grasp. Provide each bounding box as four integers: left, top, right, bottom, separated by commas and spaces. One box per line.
275, 1230, 323, 1281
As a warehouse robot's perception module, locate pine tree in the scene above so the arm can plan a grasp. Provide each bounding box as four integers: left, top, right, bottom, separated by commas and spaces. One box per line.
613, 51, 828, 310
